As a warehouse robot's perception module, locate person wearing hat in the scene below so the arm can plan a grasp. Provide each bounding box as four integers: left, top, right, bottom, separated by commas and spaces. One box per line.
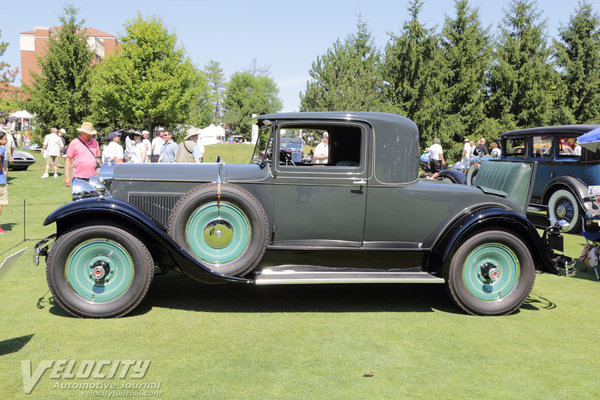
461, 138, 472, 163
151, 128, 165, 163
429, 137, 445, 180
64, 122, 100, 187
58, 128, 67, 156
176, 129, 204, 163
142, 130, 152, 163
312, 131, 329, 164
41, 127, 65, 178
128, 130, 147, 163
102, 131, 124, 163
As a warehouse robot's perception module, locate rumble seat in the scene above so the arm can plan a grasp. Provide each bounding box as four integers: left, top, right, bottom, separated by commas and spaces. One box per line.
472, 160, 535, 211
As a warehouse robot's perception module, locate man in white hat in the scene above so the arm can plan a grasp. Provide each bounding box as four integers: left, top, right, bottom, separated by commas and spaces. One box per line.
142, 130, 152, 163
64, 122, 100, 187
461, 138, 471, 163
176, 129, 202, 163
312, 131, 329, 164
41, 127, 65, 178
151, 128, 165, 162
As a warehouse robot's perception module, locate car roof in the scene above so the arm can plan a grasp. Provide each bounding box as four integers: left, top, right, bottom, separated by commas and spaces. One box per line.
259, 111, 414, 127
500, 124, 600, 137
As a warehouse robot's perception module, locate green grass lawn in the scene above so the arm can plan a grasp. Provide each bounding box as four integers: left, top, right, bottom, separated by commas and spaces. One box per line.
1, 148, 600, 399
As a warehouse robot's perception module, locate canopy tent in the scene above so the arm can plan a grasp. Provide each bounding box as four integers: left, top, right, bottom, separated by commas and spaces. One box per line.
8, 110, 34, 119
197, 124, 225, 145
577, 126, 600, 152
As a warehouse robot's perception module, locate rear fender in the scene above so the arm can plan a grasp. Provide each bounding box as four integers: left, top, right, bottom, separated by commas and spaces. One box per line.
44, 198, 248, 284
430, 207, 556, 275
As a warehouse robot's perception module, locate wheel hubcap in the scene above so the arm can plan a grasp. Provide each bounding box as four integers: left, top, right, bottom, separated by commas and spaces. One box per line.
65, 239, 134, 303
463, 243, 520, 301
555, 198, 574, 222
186, 201, 251, 266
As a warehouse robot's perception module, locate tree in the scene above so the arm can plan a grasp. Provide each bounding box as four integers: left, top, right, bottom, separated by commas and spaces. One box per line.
245, 58, 271, 77
382, 0, 441, 146
487, 0, 558, 131
90, 12, 209, 132
554, 0, 600, 124
222, 71, 282, 139
204, 60, 227, 123
25, 6, 94, 140
300, 17, 384, 111
435, 0, 492, 159
0, 30, 18, 90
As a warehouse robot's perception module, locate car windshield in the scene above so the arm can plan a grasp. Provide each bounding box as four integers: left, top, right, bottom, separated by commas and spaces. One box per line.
280, 139, 303, 151
251, 125, 273, 164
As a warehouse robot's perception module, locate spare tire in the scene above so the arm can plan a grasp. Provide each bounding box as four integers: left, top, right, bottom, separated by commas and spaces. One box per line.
167, 183, 269, 277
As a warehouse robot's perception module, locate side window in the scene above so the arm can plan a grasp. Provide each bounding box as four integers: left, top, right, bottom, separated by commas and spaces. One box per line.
277, 125, 362, 168
531, 135, 552, 158
557, 136, 580, 158
503, 137, 525, 158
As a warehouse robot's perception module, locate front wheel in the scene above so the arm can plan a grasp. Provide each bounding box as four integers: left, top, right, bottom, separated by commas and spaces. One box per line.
547, 189, 581, 234
445, 230, 535, 316
46, 225, 154, 318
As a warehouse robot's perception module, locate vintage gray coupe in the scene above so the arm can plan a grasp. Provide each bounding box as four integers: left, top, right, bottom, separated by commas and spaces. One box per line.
35, 112, 567, 318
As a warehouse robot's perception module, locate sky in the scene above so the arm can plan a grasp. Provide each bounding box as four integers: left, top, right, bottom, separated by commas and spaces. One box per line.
2, 0, 598, 112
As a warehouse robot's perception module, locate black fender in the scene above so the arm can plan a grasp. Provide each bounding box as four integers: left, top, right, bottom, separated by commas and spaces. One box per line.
542, 176, 596, 214
429, 206, 556, 275
438, 170, 467, 185
43, 198, 249, 284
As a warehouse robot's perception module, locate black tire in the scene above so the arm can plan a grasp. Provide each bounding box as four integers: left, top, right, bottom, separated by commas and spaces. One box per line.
445, 230, 535, 316
167, 183, 269, 277
547, 189, 581, 234
46, 225, 154, 318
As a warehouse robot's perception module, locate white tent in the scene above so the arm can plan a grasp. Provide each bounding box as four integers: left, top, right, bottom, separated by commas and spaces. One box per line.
9, 110, 34, 119
198, 124, 225, 145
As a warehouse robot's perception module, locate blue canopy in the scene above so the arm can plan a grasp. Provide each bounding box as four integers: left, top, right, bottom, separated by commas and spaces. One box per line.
576, 126, 600, 151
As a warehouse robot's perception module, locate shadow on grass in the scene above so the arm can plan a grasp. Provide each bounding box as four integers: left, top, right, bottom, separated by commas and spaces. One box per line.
133, 277, 463, 316
0, 222, 17, 232
0, 333, 34, 356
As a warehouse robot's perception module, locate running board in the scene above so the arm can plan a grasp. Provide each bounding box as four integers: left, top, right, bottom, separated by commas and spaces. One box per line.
253, 266, 445, 285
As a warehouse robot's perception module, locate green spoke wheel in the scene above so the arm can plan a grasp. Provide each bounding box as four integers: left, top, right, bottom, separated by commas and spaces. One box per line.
65, 239, 135, 303
47, 225, 154, 318
446, 230, 535, 316
168, 183, 269, 277
186, 201, 251, 266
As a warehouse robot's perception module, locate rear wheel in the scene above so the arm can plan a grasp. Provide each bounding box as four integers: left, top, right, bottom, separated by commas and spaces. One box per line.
47, 225, 154, 318
446, 230, 535, 316
547, 189, 581, 234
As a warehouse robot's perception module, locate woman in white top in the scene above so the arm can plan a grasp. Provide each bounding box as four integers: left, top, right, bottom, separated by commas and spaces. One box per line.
129, 132, 147, 163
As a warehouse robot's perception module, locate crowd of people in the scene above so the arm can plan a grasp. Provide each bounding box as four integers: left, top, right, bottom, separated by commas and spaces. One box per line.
426, 137, 502, 178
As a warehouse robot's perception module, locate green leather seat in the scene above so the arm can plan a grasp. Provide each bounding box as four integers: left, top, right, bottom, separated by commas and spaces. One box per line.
471, 161, 534, 210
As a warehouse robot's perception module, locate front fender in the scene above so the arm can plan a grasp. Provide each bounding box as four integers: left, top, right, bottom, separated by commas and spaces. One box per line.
431, 206, 556, 274
542, 176, 597, 214
44, 198, 249, 284
438, 170, 467, 185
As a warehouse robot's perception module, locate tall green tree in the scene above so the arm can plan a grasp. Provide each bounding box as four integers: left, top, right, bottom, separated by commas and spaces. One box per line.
554, 0, 600, 124
26, 6, 94, 140
382, 0, 441, 146
487, 0, 558, 131
436, 0, 492, 159
300, 18, 384, 111
204, 60, 227, 123
90, 12, 208, 132
222, 71, 282, 139
0, 30, 18, 87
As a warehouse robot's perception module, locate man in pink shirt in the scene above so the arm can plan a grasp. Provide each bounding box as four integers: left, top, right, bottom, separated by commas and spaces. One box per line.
64, 122, 100, 187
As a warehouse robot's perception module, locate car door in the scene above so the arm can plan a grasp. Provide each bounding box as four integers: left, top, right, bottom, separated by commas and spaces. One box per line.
529, 134, 553, 202
270, 121, 369, 248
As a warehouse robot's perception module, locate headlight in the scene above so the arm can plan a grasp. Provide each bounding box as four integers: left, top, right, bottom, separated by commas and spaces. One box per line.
71, 177, 107, 201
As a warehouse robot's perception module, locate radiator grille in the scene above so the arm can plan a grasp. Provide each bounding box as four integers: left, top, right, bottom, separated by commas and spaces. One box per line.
128, 192, 183, 227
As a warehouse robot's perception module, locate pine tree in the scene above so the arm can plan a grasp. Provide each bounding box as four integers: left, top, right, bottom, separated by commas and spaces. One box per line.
300, 17, 384, 111
554, 0, 600, 124
25, 6, 94, 140
436, 0, 492, 159
382, 0, 442, 147
487, 0, 558, 131
204, 60, 227, 123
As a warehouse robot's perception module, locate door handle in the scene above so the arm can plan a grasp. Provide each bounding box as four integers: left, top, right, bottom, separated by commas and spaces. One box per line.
353, 180, 366, 185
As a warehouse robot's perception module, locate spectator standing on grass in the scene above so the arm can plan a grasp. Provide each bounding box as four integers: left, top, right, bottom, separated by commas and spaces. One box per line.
158, 131, 178, 163
476, 138, 489, 156
128, 131, 147, 163
312, 132, 329, 164
102, 131, 124, 163
41, 127, 65, 178
64, 122, 100, 187
0, 131, 8, 233
58, 128, 67, 156
151, 128, 165, 163
490, 141, 501, 158
429, 138, 445, 180
4, 130, 14, 161
461, 138, 471, 163
176, 129, 203, 163
142, 130, 152, 163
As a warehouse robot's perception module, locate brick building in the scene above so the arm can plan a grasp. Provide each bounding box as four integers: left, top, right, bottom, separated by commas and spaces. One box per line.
19, 26, 117, 86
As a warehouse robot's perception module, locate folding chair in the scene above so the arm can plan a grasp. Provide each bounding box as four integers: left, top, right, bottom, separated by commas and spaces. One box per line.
581, 215, 600, 280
